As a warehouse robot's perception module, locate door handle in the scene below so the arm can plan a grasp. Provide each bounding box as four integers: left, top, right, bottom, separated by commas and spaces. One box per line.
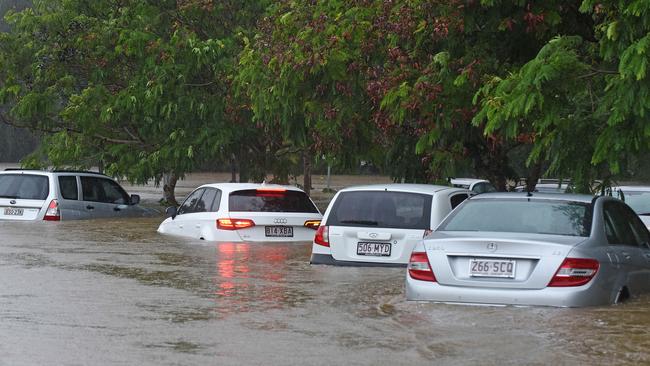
114, 207, 121, 212
86, 205, 95, 210
195, 224, 201, 228
621, 251, 632, 260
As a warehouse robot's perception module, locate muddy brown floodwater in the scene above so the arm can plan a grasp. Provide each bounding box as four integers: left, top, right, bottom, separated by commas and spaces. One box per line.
2, 218, 650, 366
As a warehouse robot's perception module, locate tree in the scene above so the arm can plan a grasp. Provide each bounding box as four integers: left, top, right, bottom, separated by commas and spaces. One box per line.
474, 0, 650, 192
0, 0, 267, 204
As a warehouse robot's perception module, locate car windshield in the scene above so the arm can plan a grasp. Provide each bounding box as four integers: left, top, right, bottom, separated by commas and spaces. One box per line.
229, 189, 319, 213
327, 190, 433, 229
620, 190, 650, 214
0, 174, 49, 200
439, 198, 592, 237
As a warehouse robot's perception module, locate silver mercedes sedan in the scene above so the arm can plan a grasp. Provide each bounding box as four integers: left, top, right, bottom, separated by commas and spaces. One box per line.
406, 193, 650, 307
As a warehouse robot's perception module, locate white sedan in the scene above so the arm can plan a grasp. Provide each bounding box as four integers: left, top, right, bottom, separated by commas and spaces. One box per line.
158, 183, 322, 242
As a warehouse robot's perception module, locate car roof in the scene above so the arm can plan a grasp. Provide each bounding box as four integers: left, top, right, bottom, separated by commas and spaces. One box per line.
197, 182, 306, 193
337, 183, 467, 195
613, 185, 650, 192
469, 192, 595, 203
449, 178, 489, 185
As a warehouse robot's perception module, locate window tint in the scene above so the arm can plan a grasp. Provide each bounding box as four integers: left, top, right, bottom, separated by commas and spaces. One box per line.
229, 189, 319, 213
472, 183, 496, 194
210, 189, 222, 212
450, 194, 469, 209
81, 176, 129, 204
195, 188, 220, 213
0, 174, 49, 200
58, 176, 78, 200
439, 199, 592, 236
604, 202, 649, 246
178, 189, 205, 215
327, 191, 432, 230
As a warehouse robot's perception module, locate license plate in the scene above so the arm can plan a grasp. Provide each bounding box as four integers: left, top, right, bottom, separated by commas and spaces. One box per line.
3, 207, 24, 216
265, 226, 293, 237
469, 259, 516, 278
357, 242, 391, 257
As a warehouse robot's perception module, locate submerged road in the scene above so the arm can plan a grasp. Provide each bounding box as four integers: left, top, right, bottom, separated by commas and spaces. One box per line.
2, 218, 650, 365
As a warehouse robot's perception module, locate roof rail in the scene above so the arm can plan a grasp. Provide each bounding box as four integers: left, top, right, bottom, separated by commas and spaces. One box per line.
51, 169, 108, 176
3, 168, 43, 171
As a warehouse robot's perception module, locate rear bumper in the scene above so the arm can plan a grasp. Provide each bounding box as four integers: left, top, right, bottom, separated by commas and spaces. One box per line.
310, 253, 406, 268
405, 276, 612, 307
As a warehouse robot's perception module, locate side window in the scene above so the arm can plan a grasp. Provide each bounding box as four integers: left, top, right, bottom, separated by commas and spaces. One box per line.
178, 189, 205, 215
603, 202, 639, 246
450, 194, 469, 209
210, 190, 222, 212
99, 179, 129, 204
58, 176, 78, 200
195, 188, 218, 213
621, 204, 650, 246
81, 177, 102, 203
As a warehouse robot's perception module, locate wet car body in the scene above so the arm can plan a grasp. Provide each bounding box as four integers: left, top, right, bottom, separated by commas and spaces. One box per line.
406, 193, 650, 307
0, 169, 147, 221
157, 183, 322, 242
311, 184, 473, 266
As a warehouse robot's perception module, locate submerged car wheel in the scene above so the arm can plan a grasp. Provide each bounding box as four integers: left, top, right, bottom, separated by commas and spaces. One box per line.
614, 286, 630, 304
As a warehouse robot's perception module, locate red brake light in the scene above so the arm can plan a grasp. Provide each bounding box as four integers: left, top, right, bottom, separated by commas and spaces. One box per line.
408, 251, 436, 282
548, 258, 599, 287
314, 225, 329, 247
256, 188, 287, 197
43, 199, 60, 221
217, 218, 255, 230
304, 220, 321, 230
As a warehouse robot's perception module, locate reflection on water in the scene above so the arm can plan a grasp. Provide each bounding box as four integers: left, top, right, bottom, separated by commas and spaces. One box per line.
2, 218, 650, 365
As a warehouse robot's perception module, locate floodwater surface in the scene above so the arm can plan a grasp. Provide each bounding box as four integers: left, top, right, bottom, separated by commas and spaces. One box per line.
2, 218, 650, 365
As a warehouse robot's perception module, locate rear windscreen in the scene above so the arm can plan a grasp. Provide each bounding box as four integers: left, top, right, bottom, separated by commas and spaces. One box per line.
0, 174, 49, 200
326, 191, 433, 229
438, 199, 592, 237
229, 189, 319, 213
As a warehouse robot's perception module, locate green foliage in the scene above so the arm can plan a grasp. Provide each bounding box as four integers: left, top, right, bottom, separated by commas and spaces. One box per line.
474, 0, 650, 191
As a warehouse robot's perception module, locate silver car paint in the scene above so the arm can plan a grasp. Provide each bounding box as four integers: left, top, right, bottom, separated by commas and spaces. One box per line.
406, 193, 650, 307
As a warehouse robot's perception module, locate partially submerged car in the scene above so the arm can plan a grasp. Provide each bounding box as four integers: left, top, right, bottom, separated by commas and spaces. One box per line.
406, 192, 650, 307
310, 184, 473, 266
449, 178, 496, 194
158, 183, 322, 242
608, 186, 650, 230
0, 169, 145, 221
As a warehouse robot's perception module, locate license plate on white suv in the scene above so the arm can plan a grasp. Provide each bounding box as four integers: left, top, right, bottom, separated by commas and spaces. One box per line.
265, 226, 293, 237
357, 242, 391, 257
469, 259, 516, 278
3, 207, 24, 216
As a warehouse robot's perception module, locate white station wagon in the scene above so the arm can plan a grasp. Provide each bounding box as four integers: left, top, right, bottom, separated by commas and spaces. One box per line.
310, 184, 473, 266
157, 183, 322, 242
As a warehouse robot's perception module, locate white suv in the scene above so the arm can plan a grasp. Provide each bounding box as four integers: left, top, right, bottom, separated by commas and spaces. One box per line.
310, 184, 473, 266
0, 169, 147, 221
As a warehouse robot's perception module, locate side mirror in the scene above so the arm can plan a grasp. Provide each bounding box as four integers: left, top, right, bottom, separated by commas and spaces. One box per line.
130, 194, 141, 205
165, 206, 177, 219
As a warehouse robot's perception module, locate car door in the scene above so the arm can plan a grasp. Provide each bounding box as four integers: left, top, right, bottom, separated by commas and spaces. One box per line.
168, 188, 206, 238
80, 176, 131, 218
56, 175, 87, 219
603, 202, 647, 294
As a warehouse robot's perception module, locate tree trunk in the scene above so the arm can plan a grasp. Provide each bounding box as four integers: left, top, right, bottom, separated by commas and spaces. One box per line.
303, 150, 312, 196
162, 172, 179, 206
526, 162, 542, 193
230, 153, 237, 183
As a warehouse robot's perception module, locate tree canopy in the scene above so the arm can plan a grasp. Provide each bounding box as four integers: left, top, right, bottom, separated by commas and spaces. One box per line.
1, 0, 649, 200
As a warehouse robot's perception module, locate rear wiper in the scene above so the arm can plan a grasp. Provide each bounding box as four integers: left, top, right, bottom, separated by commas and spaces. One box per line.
0, 195, 17, 199
638, 213, 650, 216
339, 220, 379, 226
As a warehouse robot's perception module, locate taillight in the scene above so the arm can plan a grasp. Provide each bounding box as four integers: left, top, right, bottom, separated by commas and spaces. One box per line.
408, 251, 436, 282
548, 258, 599, 287
43, 199, 60, 221
314, 225, 329, 247
304, 220, 321, 230
217, 218, 255, 230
